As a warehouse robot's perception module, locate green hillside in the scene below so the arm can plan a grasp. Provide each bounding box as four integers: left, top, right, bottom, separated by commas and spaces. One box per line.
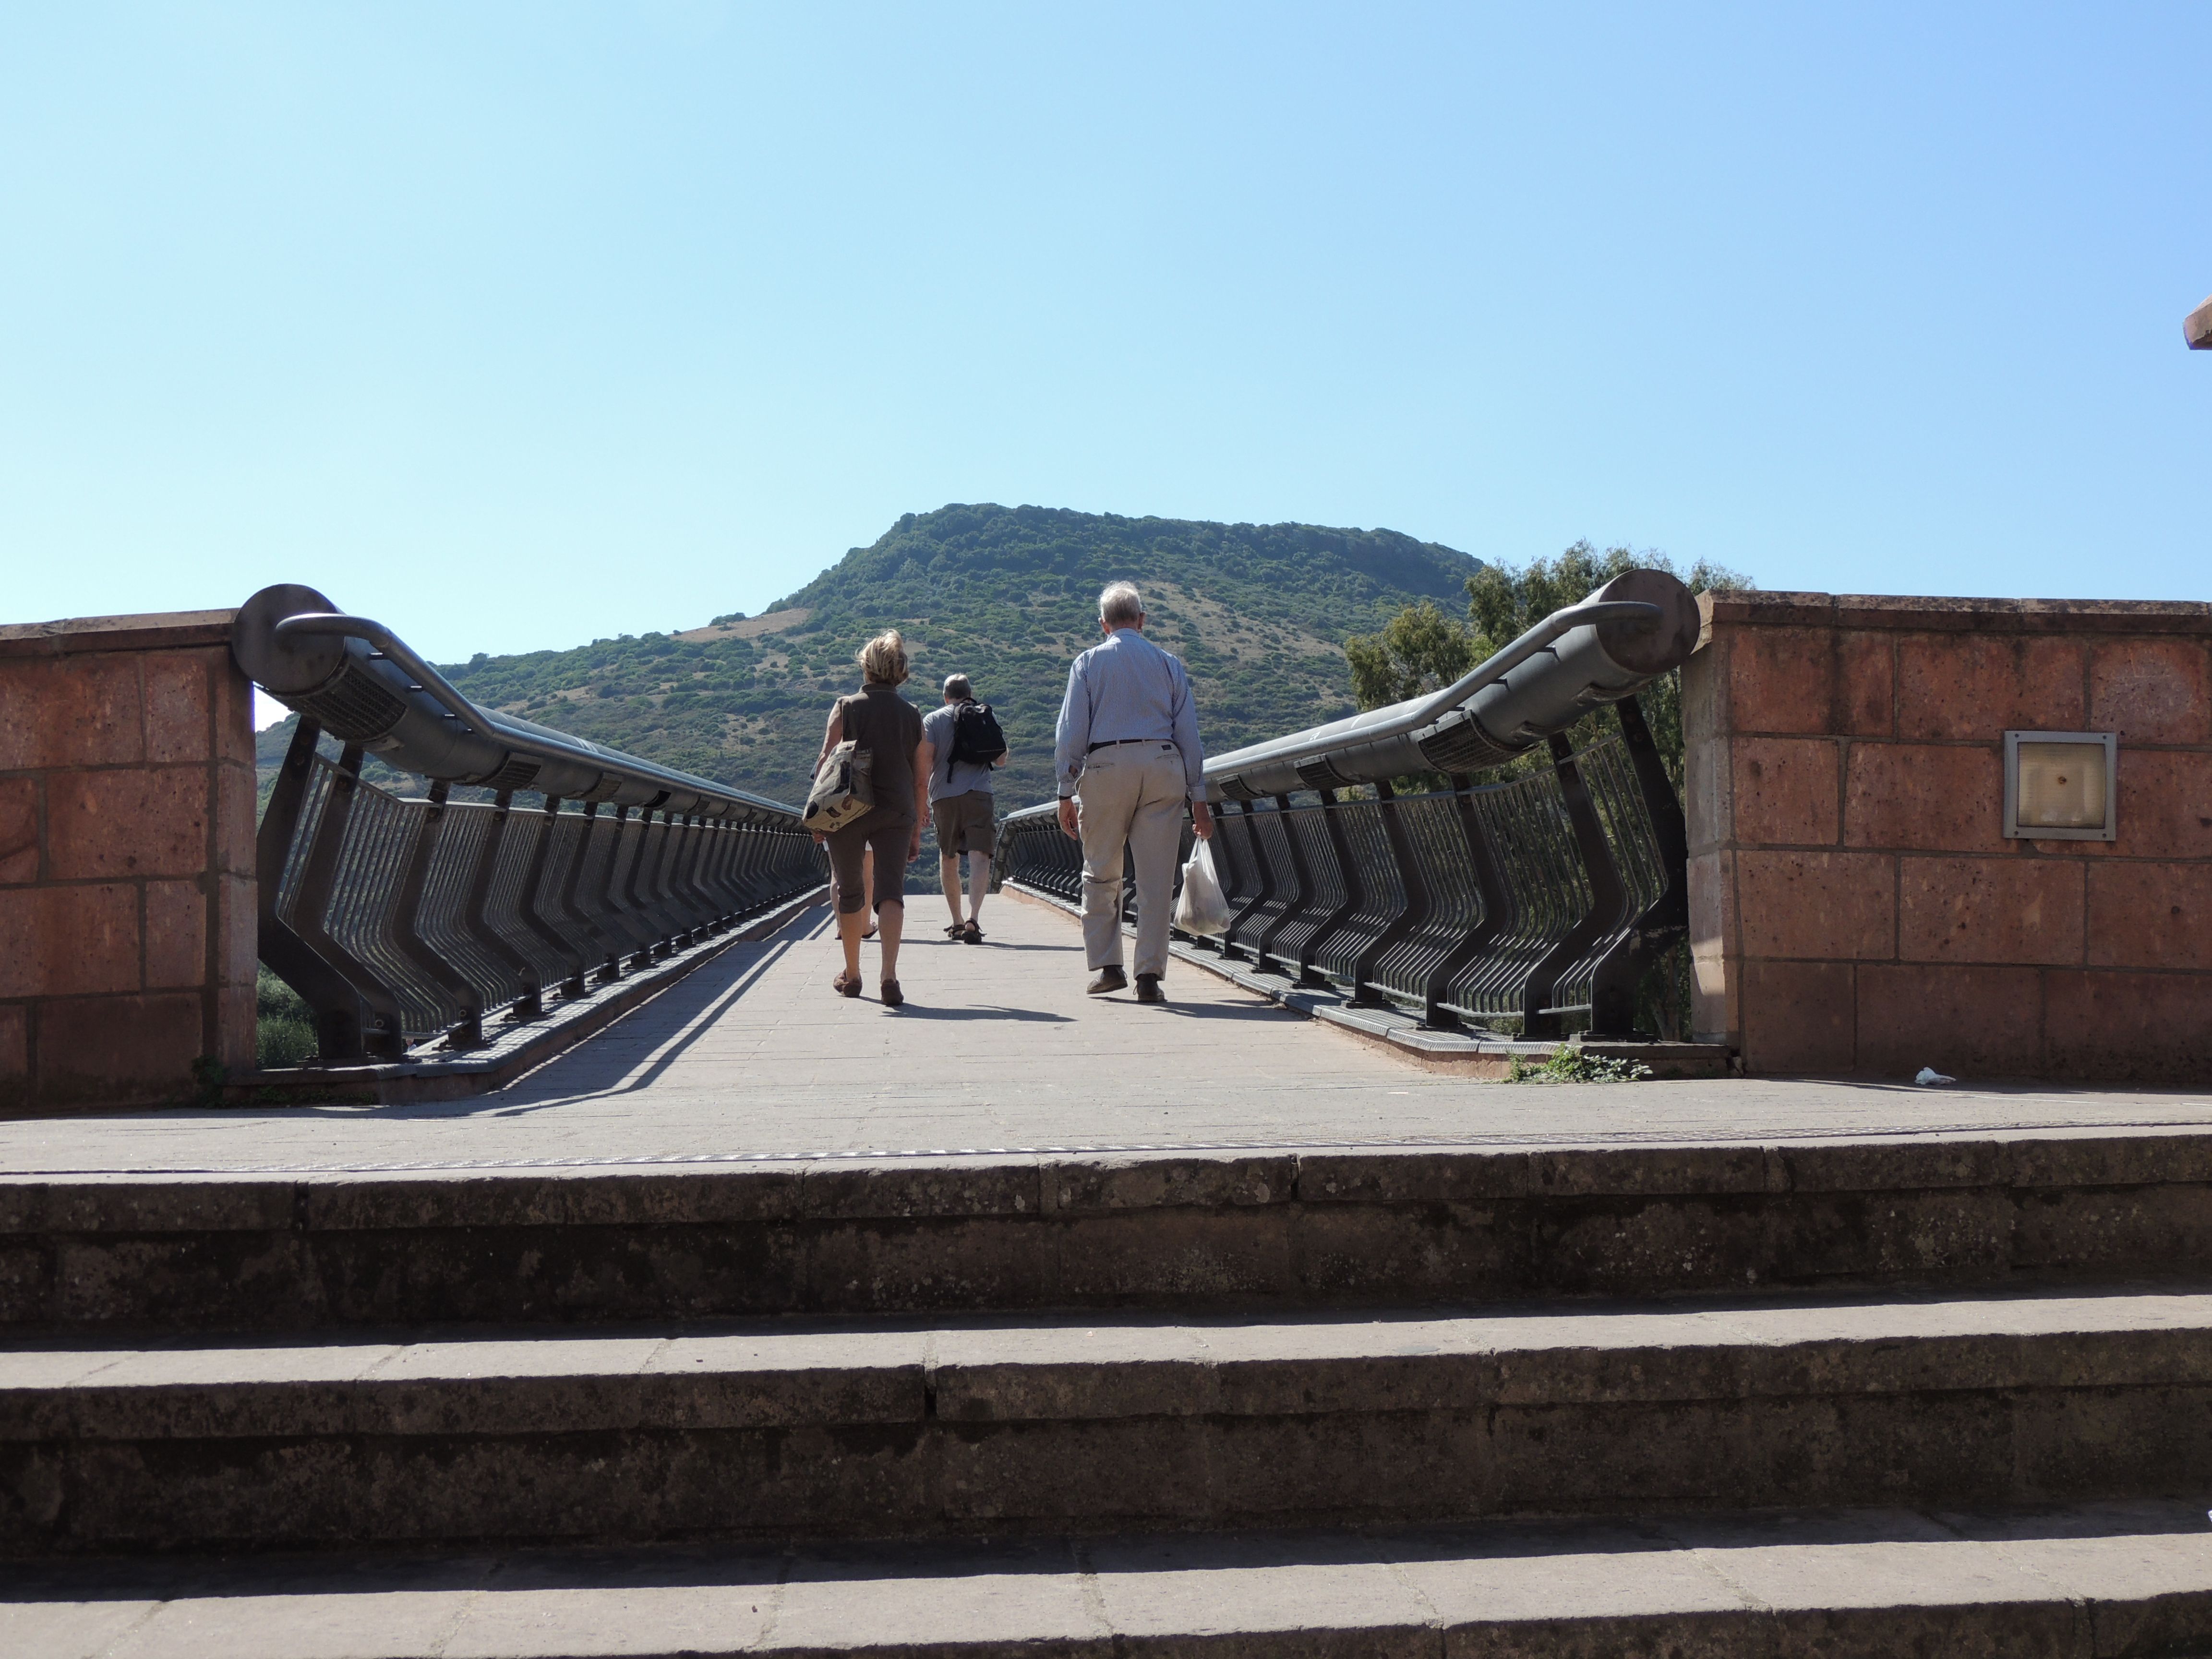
261, 504, 1483, 813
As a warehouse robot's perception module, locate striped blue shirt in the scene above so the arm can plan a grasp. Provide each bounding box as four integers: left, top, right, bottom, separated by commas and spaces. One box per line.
1053, 626, 1206, 801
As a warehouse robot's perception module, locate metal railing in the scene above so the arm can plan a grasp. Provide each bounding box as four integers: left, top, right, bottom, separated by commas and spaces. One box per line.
238, 586, 825, 1063
993, 571, 1698, 1039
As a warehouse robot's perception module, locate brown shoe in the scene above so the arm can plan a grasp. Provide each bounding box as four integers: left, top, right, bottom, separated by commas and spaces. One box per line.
880, 979, 904, 1009
1135, 974, 1164, 1004
1087, 966, 1128, 996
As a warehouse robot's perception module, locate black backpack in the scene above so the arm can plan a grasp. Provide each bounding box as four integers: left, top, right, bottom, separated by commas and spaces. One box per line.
949, 698, 1007, 767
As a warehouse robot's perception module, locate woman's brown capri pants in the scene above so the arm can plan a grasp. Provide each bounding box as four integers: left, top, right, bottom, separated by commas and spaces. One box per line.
826, 813, 912, 914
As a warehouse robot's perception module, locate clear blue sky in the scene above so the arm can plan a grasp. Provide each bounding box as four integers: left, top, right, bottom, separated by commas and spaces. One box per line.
5, 3, 2208, 669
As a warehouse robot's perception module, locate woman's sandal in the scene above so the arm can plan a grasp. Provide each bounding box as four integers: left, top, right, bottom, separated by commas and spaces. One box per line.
879, 979, 904, 1009
960, 921, 984, 945
942, 922, 964, 938
832, 970, 861, 998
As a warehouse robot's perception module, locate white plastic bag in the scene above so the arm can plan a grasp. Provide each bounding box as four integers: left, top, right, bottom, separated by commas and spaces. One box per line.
1174, 839, 1232, 936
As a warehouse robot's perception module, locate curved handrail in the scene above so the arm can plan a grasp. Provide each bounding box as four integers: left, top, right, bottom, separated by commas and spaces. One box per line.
270, 612, 797, 820
1200, 595, 1659, 788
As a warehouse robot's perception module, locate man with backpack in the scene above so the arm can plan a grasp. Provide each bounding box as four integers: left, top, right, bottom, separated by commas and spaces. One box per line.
915, 673, 1008, 944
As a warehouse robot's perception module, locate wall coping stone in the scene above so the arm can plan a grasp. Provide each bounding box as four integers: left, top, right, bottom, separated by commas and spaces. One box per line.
1702, 590, 2212, 637
0, 610, 239, 659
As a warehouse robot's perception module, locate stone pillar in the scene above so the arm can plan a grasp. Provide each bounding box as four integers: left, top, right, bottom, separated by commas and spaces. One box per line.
1685, 590, 2212, 1082
0, 611, 256, 1114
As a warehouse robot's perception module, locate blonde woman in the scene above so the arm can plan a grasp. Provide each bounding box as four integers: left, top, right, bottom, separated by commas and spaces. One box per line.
817, 629, 928, 1004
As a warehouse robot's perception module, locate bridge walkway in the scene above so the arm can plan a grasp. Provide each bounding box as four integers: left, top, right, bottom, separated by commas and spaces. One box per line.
4, 890, 2212, 1180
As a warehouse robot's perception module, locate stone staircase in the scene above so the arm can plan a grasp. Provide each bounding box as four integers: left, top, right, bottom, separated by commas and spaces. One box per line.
7, 1136, 2212, 1655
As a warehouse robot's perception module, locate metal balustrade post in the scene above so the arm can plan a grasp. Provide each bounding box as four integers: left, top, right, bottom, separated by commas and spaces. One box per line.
717, 823, 744, 923
707, 822, 734, 922
754, 827, 783, 914
256, 717, 373, 1062
460, 787, 543, 1022
1346, 781, 1430, 1008
694, 818, 723, 933
629, 809, 661, 958
668, 816, 704, 942
1585, 696, 1691, 1038
1299, 789, 1362, 986
1254, 793, 1310, 974
729, 825, 761, 915
743, 824, 769, 916
622, 806, 661, 967
1417, 774, 1513, 1029
645, 809, 678, 945
646, 809, 680, 954
598, 804, 638, 977
565, 802, 621, 985
1522, 733, 1629, 1039
288, 744, 409, 1060
517, 796, 586, 1000
390, 781, 485, 1049
714, 822, 743, 926
696, 822, 727, 923
684, 819, 714, 928
1220, 801, 1274, 960
737, 827, 759, 915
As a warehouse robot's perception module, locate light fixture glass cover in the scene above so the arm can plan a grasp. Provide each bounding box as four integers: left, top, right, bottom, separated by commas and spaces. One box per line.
2003, 731, 2117, 841
2016, 742, 2107, 829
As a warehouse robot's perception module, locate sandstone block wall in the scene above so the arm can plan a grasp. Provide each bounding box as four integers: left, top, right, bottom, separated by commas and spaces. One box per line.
0, 611, 257, 1114
1685, 591, 2212, 1082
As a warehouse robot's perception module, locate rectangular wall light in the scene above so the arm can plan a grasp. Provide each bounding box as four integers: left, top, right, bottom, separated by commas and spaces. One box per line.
2003, 731, 2117, 841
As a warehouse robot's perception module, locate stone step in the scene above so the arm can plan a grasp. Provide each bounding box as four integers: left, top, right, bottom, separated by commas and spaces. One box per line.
8, 1504, 2212, 1657
5, 1284, 2209, 1553
7, 1130, 2212, 1329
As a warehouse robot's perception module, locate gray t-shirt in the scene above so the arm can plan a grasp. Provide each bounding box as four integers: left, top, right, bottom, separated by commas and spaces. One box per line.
922, 702, 997, 804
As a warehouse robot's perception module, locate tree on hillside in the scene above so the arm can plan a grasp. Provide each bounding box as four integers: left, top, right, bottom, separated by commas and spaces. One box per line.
1343, 600, 1478, 708
1345, 540, 1753, 786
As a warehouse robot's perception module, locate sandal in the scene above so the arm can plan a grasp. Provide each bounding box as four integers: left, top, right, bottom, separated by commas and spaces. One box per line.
879, 979, 904, 1009
960, 921, 984, 944
832, 970, 861, 998
943, 922, 965, 938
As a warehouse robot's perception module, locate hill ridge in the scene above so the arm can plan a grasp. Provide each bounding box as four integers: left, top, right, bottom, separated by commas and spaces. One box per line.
265, 503, 1482, 812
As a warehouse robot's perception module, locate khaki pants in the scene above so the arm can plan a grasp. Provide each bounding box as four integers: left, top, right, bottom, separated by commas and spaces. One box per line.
1076, 742, 1187, 979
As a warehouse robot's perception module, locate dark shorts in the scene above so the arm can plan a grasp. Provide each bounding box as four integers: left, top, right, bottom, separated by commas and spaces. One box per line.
825, 813, 911, 914
932, 790, 996, 856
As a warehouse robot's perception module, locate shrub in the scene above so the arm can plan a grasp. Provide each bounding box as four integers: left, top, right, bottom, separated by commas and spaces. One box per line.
256, 967, 317, 1069
1506, 1045, 1654, 1084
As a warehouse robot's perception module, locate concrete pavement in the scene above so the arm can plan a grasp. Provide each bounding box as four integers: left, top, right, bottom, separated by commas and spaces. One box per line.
4, 892, 2210, 1179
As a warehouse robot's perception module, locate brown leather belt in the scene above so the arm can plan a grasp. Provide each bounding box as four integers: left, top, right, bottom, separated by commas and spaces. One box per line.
1086, 738, 1169, 753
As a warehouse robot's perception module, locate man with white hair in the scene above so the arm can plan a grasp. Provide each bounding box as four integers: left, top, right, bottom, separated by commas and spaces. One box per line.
1053, 580, 1214, 1002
